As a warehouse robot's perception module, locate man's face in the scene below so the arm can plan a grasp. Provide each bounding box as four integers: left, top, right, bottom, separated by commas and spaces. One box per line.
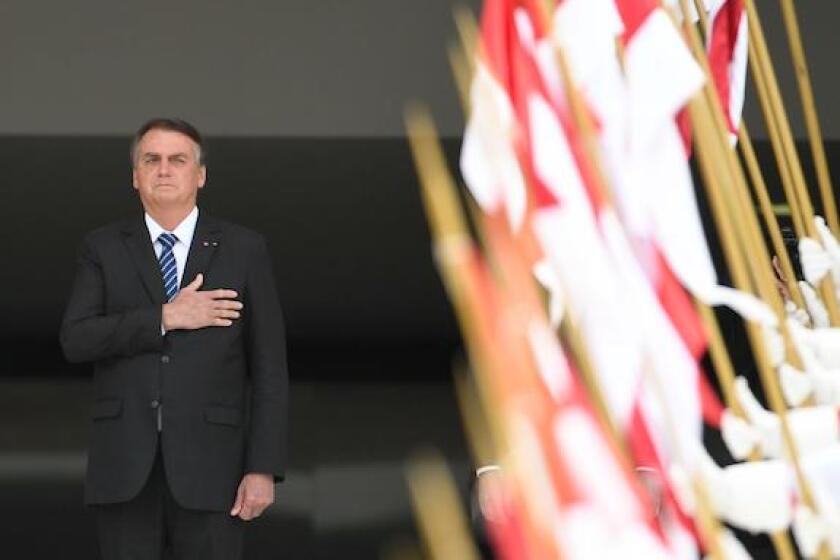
132, 129, 206, 209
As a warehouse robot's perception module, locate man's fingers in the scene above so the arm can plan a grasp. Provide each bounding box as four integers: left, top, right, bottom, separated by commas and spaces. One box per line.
212, 318, 234, 327
772, 256, 784, 279
214, 300, 244, 311
186, 273, 203, 291
239, 502, 254, 521
215, 310, 241, 320
233, 475, 273, 520
230, 483, 245, 516
210, 289, 238, 300
239, 499, 270, 521
252, 500, 271, 518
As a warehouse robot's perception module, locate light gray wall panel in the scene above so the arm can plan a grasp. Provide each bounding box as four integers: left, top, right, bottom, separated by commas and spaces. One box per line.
0, 1, 838, 138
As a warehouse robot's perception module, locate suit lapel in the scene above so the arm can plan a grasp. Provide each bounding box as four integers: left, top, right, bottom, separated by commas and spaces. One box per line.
121, 217, 167, 304
181, 212, 223, 289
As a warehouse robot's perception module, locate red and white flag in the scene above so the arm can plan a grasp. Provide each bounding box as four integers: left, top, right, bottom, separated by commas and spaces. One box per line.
464, 1, 710, 556
476, 207, 673, 559
706, 0, 748, 144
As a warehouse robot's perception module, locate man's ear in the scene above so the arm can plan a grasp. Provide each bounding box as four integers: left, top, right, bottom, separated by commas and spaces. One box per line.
132, 167, 139, 191
197, 166, 207, 189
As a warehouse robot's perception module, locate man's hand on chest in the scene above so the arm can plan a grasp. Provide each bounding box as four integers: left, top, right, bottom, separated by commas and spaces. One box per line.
162, 273, 243, 331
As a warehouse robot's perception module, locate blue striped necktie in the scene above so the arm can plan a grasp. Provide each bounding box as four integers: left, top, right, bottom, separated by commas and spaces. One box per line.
157, 233, 179, 301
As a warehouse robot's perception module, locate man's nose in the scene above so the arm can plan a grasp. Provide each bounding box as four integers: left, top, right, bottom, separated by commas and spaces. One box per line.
157, 160, 171, 176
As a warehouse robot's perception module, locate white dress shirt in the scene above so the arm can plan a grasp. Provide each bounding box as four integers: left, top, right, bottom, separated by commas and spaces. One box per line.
145, 207, 199, 337
145, 206, 199, 291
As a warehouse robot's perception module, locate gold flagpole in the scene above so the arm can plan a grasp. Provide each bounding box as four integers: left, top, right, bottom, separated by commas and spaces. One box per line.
738, 123, 807, 311
744, 0, 812, 230
677, 2, 826, 557
745, 29, 805, 239
778, 0, 840, 236
681, 13, 779, 312
688, 90, 805, 560
450, 9, 628, 455
454, 367, 497, 474
743, 0, 840, 326
691, 0, 806, 313
542, 4, 728, 553
695, 302, 740, 414
688, 20, 799, 559
447, 43, 472, 110
404, 105, 505, 444
675, 0, 806, 370
406, 450, 481, 560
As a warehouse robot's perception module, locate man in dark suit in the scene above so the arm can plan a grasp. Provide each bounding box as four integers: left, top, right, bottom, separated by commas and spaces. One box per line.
60, 118, 288, 559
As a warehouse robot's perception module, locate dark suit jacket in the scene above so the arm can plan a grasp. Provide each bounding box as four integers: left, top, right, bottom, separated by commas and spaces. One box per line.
60, 211, 288, 512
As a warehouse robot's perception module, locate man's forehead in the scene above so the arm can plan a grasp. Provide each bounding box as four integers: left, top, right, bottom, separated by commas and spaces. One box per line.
138, 129, 198, 154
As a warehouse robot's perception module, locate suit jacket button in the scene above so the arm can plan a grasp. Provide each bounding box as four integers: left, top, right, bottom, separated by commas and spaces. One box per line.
150, 399, 160, 409
161, 355, 170, 364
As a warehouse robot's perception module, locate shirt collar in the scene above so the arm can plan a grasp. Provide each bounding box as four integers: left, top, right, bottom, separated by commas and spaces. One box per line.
145, 206, 199, 249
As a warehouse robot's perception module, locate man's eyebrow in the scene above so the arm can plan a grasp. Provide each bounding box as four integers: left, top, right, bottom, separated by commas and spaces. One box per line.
141, 151, 190, 159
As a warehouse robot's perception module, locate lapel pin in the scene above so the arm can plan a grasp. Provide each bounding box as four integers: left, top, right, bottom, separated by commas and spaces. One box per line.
202, 241, 209, 247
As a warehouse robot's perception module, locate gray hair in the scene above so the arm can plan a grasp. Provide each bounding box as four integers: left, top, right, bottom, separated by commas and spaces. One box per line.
130, 117, 205, 166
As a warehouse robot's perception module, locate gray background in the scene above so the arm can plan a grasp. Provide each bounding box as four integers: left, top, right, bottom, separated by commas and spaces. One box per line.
0, 0, 478, 137
0, 0, 835, 138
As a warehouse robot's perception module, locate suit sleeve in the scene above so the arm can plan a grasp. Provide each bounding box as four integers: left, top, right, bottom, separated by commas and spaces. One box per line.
60, 234, 164, 363
243, 235, 289, 480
